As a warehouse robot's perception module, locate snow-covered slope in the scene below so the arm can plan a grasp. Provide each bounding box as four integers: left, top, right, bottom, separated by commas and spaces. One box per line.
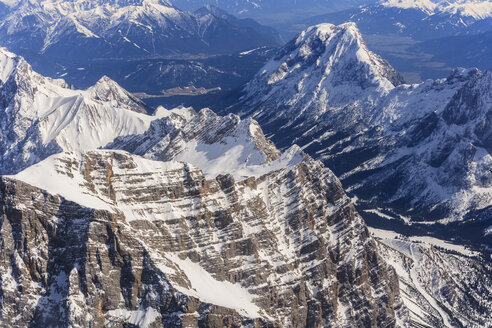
0, 47, 154, 175
380, 0, 492, 20
236, 23, 492, 241
371, 228, 492, 328
0, 0, 281, 62
108, 106, 308, 179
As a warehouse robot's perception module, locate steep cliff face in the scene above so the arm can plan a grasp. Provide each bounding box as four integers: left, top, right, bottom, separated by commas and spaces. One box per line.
0, 150, 407, 327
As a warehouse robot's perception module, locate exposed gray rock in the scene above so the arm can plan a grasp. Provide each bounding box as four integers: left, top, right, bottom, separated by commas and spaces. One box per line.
0, 150, 407, 327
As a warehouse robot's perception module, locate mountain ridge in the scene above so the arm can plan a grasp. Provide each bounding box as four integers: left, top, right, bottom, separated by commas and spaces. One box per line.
304, 0, 492, 41
0, 46, 153, 174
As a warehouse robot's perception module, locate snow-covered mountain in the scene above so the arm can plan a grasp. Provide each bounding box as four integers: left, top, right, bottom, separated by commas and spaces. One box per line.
306, 0, 492, 41
0, 46, 293, 179
240, 22, 404, 124
2, 43, 491, 328
380, 0, 492, 20
0, 0, 282, 62
371, 228, 492, 327
0, 47, 153, 175
236, 23, 492, 245
0, 47, 413, 327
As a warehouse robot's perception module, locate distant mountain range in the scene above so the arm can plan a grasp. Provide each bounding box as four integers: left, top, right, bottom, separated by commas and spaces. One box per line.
285, 0, 492, 81
169, 0, 378, 23
0, 0, 283, 108
0, 0, 282, 63
304, 0, 492, 41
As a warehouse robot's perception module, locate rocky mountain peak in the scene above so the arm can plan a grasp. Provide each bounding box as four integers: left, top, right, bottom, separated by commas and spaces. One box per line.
0, 50, 153, 174
88, 75, 150, 114
239, 22, 404, 129
0, 46, 31, 84
108, 106, 287, 179
268, 22, 404, 89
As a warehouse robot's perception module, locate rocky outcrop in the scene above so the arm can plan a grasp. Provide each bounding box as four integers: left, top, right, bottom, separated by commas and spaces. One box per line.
107, 107, 283, 178
0, 150, 407, 327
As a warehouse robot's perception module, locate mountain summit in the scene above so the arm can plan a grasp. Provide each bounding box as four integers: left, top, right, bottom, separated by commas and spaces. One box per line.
0, 47, 152, 174
239, 22, 404, 132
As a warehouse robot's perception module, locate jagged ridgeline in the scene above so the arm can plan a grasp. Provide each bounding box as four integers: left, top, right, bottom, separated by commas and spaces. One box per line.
0, 46, 409, 327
